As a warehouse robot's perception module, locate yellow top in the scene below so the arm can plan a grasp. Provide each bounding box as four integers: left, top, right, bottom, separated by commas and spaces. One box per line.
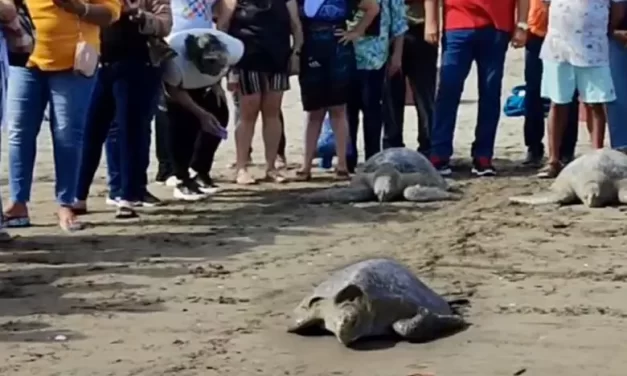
26, 0, 121, 71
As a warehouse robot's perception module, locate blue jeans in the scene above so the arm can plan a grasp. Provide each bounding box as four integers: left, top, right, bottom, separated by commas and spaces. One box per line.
347, 66, 386, 171
6, 67, 96, 206
432, 27, 509, 160
76, 61, 161, 202
524, 33, 579, 159
607, 39, 627, 149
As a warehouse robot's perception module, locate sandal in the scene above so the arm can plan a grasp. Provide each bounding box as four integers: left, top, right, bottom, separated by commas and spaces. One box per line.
264, 170, 288, 183
334, 169, 351, 181
537, 161, 563, 179
115, 206, 139, 219
294, 170, 311, 182
235, 169, 257, 185
58, 207, 84, 233
3, 216, 31, 228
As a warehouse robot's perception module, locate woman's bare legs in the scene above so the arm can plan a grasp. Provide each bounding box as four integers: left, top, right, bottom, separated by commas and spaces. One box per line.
298, 109, 326, 178
586, 103, 606, 149
328, 104, 349, 174
235, 92, 262, 184
260, 90, 286, 181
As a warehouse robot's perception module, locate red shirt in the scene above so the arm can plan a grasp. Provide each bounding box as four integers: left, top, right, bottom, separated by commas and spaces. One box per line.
443, 0, 516, 32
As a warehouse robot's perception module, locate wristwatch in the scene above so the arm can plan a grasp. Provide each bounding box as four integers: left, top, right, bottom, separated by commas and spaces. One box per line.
517, 21, 529, 31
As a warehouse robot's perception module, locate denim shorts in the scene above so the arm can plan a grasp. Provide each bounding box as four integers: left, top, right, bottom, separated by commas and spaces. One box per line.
541, 60, 616, 104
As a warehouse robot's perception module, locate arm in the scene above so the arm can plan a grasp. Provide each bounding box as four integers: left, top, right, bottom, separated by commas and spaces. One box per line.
516, 0, 529, 23
388, 0, 407, 72
352, 0, 380, 36
610, 1, 626, 32
215, 0, 236, 31
81, 0, 121, 26
0, 0, 16, 23
138, 0, 172, 37
424, 0, 439, 44
287, 0, 303, 52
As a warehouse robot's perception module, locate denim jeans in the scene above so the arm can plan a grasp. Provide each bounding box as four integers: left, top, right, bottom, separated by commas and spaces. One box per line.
347, 66, 386, 171
607, 39, 627, 150
383, 23, 437, 155
431, 27, 509, 160
6, 67, 96, 206
524, 33, 579, 159
76, 61, 161, 202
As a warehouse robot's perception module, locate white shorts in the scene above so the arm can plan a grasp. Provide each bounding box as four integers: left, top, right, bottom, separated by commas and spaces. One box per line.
541, 61, 616, 104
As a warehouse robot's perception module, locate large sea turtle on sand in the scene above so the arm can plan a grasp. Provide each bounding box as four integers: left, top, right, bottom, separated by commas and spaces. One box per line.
510, 148, 627, 207
287, 258, 469, 346
303, 147, 461, 203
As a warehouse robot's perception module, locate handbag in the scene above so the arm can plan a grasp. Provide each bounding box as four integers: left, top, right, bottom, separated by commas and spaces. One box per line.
74, 16, 99, 77
6, 0, 34, 66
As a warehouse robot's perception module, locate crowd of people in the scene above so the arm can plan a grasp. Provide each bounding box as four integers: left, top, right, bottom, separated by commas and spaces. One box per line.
0, 0, 626, 241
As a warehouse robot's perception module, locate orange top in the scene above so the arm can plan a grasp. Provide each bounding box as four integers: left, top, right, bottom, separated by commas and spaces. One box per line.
528, 0, 548, 37
26, 0, 121, 71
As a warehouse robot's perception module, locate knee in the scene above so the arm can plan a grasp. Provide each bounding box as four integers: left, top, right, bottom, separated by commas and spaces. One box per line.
239, 94, 262, 123
328, 105, 346, 120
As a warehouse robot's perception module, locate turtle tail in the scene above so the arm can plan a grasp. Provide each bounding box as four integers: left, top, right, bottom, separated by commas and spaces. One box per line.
509, 192, 563, 205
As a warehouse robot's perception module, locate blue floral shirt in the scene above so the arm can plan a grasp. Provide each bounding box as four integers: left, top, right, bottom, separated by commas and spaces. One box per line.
351, 0, 408, 70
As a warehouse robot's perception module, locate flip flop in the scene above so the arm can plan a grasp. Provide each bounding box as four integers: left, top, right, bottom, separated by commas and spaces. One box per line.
334, 169, 351, 181
294, 170, 311, 182
59, 218, 84, 233
3, 216, 31, 228
264, 170, 288, 184
115, 206, 139, 219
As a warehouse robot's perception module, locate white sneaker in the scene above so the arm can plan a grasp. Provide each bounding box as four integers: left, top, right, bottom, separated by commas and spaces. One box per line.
165, 176, 180, 187
173, 183, 207, 202
105, 197, 120, 206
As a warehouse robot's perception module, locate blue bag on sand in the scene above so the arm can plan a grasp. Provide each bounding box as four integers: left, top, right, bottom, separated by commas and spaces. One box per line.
503, 85, 551, 118
315, 113, 354, 169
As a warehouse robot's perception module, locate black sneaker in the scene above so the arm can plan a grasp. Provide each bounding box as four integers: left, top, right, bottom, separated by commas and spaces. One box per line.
522, 151, 544, 168
429, 156, 452, 176
173, 180, 207, 201
194, 173, 219, 194
139, 191, 163, 207
471, 157, 496, 177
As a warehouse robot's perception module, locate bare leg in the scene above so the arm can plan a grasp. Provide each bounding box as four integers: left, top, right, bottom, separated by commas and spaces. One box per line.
260, 90, 286, 182
328, 104, 349, 174
235, 92, 261, 184
585, 103, 606, 149
298, 109, 325, 179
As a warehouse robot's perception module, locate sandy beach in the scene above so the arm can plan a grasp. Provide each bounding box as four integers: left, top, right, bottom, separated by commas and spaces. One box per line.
1, 49, 627, 376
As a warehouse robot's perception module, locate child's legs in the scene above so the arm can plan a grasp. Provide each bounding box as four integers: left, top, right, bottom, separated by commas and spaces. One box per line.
541, 61, 577, 163
576, 65, 615, 149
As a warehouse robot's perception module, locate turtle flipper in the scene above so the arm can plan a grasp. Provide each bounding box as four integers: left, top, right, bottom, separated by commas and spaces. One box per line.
287, 315, 323, 333
392, 307, 468, 342
403, 185, 460, 202
617, 179, 627, 204
509, 190, 575, 206
302, 186, 375, 204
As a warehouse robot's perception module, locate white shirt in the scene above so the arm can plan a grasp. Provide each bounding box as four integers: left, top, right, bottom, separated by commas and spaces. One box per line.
163, 28, 244, 90
171, 0, 216, 33
540, 0, 627, 67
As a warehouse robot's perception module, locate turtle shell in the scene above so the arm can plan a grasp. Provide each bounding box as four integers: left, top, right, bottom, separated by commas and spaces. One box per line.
361, 148, 434, 174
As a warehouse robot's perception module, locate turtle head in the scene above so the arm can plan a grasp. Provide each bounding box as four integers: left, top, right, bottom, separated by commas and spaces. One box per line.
372, 164, 403, 202
184, 33, 229, 76
331, 284, 371, 346
581, 183, 602, 207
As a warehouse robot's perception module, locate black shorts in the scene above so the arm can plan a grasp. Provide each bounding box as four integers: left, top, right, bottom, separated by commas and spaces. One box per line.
299, 29, 355, 112
238, 70, 290, 96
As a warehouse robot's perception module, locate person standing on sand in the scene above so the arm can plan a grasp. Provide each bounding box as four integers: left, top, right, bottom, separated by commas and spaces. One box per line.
607, 8, 627, 151
425, 0, 529, 177
523, 0, 580, 169
382, 0, 436, 156
0, 0, 34, 242
538, 0, 626, 179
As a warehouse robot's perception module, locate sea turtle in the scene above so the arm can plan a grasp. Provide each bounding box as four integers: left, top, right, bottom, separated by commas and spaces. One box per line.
287, 258, 469, 346
509, 148, 627, 207
302, 147, 461, 203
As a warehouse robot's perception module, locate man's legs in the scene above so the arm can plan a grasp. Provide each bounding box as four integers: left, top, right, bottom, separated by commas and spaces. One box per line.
607, 39, 627, 151
523, 33, 546, 165
430, 29, 475, 175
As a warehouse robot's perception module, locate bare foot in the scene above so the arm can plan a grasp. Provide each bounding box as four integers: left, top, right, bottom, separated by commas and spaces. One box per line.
58, 206, 84, 232
276, 156, 287, 169
264, 169, 288, 183
236, 169, 257, 185
294, 169, 311, 182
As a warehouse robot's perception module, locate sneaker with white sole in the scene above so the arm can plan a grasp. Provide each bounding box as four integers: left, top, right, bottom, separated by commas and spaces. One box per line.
195, 173, 220, 194
133, 191, 162, 207
173, 181, 207, 201
105, 197, 120, 206
165, 176, 180, 187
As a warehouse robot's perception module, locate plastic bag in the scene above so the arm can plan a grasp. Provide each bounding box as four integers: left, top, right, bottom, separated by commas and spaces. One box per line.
315, 112, 354, 169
